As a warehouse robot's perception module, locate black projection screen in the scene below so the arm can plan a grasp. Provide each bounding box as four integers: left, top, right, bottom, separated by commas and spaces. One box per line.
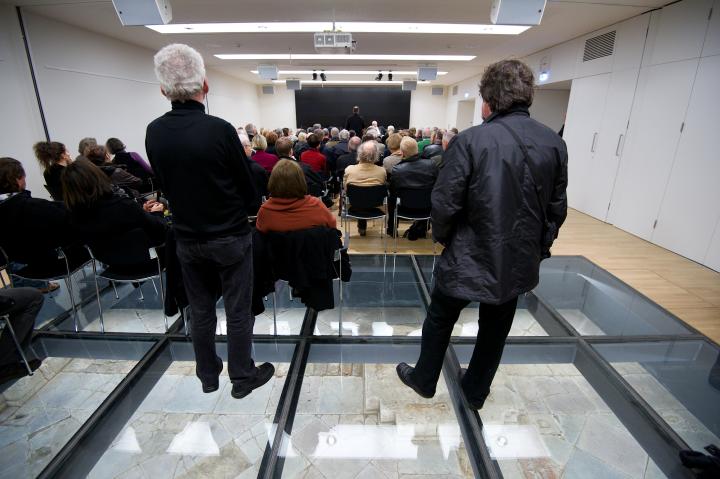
295, 86, 411, 130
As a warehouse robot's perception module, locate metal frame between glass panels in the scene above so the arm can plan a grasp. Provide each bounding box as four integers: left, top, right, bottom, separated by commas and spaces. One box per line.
18, 254, 716, 479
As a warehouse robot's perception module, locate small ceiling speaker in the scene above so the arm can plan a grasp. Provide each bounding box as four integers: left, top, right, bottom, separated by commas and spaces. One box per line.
402, 81, 417, 91
490, 0, 546, 26
261, 85, 274, 95
418, 66, 438, 81
286, 79, 301, 91
258, 64, 279, 80
112, 0, 172, 26
431, 87, 445, 96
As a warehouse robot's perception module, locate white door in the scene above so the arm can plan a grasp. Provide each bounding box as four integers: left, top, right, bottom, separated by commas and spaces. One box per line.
456, 100, 475, 131
563, 73, 611, 216
652, 55, 720, 265
607, 59, 699, 240
587, 68, 640, 221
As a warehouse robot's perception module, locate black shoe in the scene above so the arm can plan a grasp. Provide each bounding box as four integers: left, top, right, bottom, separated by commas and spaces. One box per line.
396, 362, 434, 398
201, 358, 223, 393
231, 362, 275, 399
459, 368, 486, 410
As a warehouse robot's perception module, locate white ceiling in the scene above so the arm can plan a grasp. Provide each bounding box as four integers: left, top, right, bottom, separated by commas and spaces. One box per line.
11, 0, 667, 85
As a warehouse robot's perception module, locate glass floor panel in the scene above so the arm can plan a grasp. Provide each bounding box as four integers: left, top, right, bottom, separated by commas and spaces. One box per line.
0, 337, 154, 478
534, 257, 693, 336
281, 344, 473, 478
316, 255, 427, 336
88, 341, 295, 479
455, 344, 667, 478
594, 340, 720, 452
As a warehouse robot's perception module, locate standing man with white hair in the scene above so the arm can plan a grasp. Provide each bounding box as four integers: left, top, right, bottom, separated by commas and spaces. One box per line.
146, 44, 274, 399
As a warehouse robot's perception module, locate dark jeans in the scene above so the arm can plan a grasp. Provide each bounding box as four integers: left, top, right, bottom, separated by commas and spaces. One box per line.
176, 233, 257, 386
413, 287, 518, 406
0, 287, 43, 367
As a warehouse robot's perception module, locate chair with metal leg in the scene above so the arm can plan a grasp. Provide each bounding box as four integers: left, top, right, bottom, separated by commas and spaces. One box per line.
0, 313, 34, 376
393, 187, 436, 256
85, 228, 167, 332
2, 245, 92, 332
342, 184, 388, 251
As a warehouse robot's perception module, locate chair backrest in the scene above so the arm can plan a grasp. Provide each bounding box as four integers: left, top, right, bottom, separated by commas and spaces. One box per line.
87, 228, 153, 267
346, 184, 387, 209
397, 188, 433, 210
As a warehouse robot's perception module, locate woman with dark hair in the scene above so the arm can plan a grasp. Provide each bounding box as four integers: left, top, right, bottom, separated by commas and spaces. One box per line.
255, 159, 336, 233
33, 141, 72, 200
85, 145, 143, 196
105, 138, 154, 184
61, 159, 167, 246
265, 131, 279, 156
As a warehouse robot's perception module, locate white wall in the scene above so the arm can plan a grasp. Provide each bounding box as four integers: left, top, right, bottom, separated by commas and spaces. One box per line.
445, 74, 484, 130
257, 84, 297, 130
0, 5, 50, 198
18, 11, 259, 177
409, 86, 447, 128
530, 89, 570, 132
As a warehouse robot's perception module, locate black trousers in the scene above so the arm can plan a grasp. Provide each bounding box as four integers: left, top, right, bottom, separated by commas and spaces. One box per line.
386, 196, 430, 236
0, 287, 43, 367
413, 286, 518, 406
176, 233, 257, 387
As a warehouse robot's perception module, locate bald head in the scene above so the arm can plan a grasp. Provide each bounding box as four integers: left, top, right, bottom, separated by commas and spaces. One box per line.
348, 136, 362, 151
358, 141, 379, 164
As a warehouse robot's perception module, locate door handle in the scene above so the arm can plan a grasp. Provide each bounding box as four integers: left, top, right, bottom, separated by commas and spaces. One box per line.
615, 134, 625, 156
591, 132, 598, 153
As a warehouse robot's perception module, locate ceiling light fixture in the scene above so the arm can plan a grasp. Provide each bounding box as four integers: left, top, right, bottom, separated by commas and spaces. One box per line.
218, 54, 475, 61
375, 72, 383, 81
147, 22, 530, 35
320, 71, 327, 81
270, 79, 430, 85
388, 72, 393, 81
312, 71, 318, 80
250, 70, 448, 76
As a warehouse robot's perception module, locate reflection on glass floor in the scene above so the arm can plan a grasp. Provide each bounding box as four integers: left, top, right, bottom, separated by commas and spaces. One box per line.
535, 257, 692, 336
454, 296, 549, 338
0, 337, 153, 478
595, 340, 720, 452
89, 360, 289, 479
282, 362, 472, 478
316, 255, 427, 336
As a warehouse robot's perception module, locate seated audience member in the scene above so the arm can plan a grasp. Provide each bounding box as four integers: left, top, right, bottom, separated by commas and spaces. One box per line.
324, 127, 340, 152
0, 157, 77, 292
240, 133, 268, 214
417, 128, 432, 152
344, 141, 387, 236
265, 131, 279, 156
388, 137, 439, 239
451, 127, 459, 134
430, 131, 455, 168
0, 287, 43, 383
245, 123, 257, 141
77, 137, 97, 160
61, 159, 167, 247
294, 131, 308, 158
276, 137, 326, 200
382, 125, 395, 144
383, 133, 404, 176
282, 127, 290, 137
336, 136, 362, 179
33, 141, 72, 201
300, 134, 327, 174
106, 138, 154, 183
326, 129, 350, 171
255, 159, 336, 233
251, 134, 279, 173
85, 145, 143, 195
422, 130, 443, 159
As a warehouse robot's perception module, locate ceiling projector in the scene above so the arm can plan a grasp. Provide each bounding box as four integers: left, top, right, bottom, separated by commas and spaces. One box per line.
313, 32, 356, 53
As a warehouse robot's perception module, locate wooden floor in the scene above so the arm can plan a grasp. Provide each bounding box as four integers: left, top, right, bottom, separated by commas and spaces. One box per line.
334, 206, 720, 344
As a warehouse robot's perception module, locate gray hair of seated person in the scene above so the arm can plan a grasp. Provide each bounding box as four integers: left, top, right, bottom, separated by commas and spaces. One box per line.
348, 136, 362, 151
330, 127, 339, 138
153, 43, 206, 102
358, 141, 378, 164
339, 129, 350, 140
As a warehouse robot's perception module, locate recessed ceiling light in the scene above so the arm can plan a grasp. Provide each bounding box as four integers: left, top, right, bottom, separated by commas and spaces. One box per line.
270, 79, 431, 85
147, 22, 530, 35
217, 54, 475, 61
250, 70, 448, 75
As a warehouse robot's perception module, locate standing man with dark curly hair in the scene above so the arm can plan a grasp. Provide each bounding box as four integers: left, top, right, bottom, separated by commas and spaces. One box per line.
397, 59, 568, 409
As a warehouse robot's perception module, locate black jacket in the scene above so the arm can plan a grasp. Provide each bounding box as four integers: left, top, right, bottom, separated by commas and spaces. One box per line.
145, 100, 257, 240
325, 139, 349, 171
278, 155, 323, 194
43, 164, 65, 201
0, 190, 77, 263
336, 151, 358, 177
422, 143, 443, 159
113, 151, 153, 181
248, 161, 269, 215
345, 114, 365, 134
390, 154, 439, 193
431, 107, 568, 304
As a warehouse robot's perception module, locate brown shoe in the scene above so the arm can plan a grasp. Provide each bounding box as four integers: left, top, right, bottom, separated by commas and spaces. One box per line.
37, 282, 60, 294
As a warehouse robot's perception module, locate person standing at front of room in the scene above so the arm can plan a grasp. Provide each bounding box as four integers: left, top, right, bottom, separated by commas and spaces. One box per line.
146, 44, 274, 399
397, 60, 568, 408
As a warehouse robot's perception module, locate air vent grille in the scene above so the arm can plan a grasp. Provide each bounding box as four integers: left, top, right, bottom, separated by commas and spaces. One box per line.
583, 30, 616, 62
261, 85, 274, 95
432, 87, 444, 96
452, 85, 458, 96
